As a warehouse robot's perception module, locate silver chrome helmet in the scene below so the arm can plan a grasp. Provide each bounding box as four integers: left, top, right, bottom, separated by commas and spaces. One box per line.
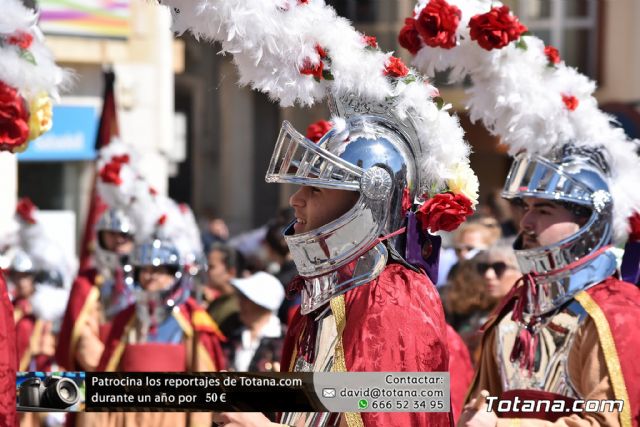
96, 208, 135, 247
266, 95, 426, 313
131, 238, 181, 273
9, 249, 35, 274
502, 144, 618, 314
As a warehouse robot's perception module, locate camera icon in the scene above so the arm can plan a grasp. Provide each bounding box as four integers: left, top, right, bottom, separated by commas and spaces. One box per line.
322, 388, 336, 398
18, 375, 81, 411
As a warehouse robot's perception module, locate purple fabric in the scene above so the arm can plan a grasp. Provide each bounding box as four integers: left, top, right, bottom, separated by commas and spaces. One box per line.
404, 211, 441, 284
620, 240, 640, 285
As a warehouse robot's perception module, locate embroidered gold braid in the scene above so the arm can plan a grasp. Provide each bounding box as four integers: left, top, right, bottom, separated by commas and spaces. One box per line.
105, 316, 136, 372
69, 286, 100, 369
330, 295, 364, 427
575, 291, 632, 427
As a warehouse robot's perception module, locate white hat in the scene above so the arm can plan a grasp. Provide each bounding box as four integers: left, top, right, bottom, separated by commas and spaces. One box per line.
231, 272, 285, 312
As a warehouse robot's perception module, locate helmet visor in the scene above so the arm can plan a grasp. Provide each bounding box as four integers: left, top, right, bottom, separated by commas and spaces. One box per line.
265, 121, 362, 191
502, 153, 594, 206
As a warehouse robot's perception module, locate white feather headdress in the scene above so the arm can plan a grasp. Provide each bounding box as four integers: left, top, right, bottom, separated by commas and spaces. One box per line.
0, 0, 68, 153
157, 0, 478, 204
401, 0, 640, 241
96, 140, 203, 264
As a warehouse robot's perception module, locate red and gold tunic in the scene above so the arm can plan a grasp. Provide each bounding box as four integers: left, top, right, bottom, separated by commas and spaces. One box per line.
280, 263, 452, 427
469, 277, 640, 426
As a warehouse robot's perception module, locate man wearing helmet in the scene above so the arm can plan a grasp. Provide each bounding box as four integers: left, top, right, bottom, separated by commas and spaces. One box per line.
88, 237, 226, 427
56, 208, 138, 373
214, 90, 469, 426
460, 149, 640, 427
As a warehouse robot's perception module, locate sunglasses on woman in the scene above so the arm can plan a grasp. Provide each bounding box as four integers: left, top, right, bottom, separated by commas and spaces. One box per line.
476, 262, 517, 278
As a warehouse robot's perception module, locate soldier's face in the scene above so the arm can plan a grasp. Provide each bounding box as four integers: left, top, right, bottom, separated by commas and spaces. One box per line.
289, 186, 359, 234
101, 231, 134, 255
138, 266, 175, 292
519, 198, 582, 249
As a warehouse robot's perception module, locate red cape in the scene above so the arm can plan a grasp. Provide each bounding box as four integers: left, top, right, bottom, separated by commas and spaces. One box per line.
0, 272, 16, 426
584, 278, 640, 426
475, 277, 640, 425
446, 324, 474, 425
282, 263, 452, 427
97, 298, 226, 372
55, 270, 99, 371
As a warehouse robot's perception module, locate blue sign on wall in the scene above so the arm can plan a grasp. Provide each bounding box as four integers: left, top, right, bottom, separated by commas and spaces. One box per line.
18, 104, 99, 162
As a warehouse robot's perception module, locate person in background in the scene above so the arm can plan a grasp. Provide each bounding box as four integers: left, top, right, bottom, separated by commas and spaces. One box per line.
453, 221, 498, 262
205, 242, 245, 337
223, 271, 285, 372
442, 256, 494, 363
475, 241, 520, 303
262, 211, 299, 325
201, 211, 230, 253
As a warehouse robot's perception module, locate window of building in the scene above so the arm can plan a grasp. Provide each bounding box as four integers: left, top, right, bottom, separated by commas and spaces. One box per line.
515, 0, 599, 81
326, 0, 398, 24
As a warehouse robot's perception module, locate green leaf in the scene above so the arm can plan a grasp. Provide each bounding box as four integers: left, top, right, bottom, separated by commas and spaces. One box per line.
20, 49, 36, 65
322, 69, 334, 80
434, 97, 445, 110
313, 76, 321, 83
403, 75, 417, 85
515, 38, 528, 51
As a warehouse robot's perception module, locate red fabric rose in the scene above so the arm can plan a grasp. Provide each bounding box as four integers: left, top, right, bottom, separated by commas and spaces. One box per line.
562, 94, 579, 111
157, 214, 167, 226
415, 0, 461, 49
398, 18, 422, 55
363, 35, 378, 48
401, 187, 412, 215
300, 45, 327, 80
111, 154, 130, 164
628, 213, 640, 242
7, 32, 33, 50
306, 119, 332, 143
544, 46, 560, 64
0, 81, 29, 152
384, 56, 409, 78
468, 6, 528, 51
416, 192, 473, 232
99, 161, 123, 186
16, 198, 37, 224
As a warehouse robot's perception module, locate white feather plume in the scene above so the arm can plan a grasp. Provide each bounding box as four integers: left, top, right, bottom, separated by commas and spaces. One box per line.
406, 0, 640, 241
0, 0, 68, 101
158, 0, 476, 198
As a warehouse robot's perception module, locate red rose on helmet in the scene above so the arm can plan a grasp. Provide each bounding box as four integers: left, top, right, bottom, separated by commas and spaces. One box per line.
544, 46, 561, 65
0, 81, 30, 151
416, 192, 473, 232
300, 45, 327, 80
111, 154, 130, 164
415, 0, 461, 49
562, 94, 579, 111
469, 6, 528, 51
99, 160, 123, 186
398, 18, 422, 55
16, 198, 37, 224
629, 212, 640, 242
8, 31, 33, 50
384, 56, 409, 78
363, 35, 378, 48
306, 120, 332, 143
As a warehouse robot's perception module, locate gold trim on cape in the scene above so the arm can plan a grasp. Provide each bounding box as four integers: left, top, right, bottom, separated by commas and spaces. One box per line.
69, 286, 100, 370
105, 316, 136, 372
575, 291, 632, 427
330, 295, 364, 427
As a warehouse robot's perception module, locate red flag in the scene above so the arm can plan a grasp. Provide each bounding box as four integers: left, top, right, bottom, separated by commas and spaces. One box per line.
78, 70, 119, 271
0, 272, 16, 426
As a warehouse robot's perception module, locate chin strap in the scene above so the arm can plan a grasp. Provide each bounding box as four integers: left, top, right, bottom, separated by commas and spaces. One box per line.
285, 226, 408, 300
509, 244, 612, 372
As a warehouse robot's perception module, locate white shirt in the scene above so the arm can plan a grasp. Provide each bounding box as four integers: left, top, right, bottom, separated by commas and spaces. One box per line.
233, 313, 282, 372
